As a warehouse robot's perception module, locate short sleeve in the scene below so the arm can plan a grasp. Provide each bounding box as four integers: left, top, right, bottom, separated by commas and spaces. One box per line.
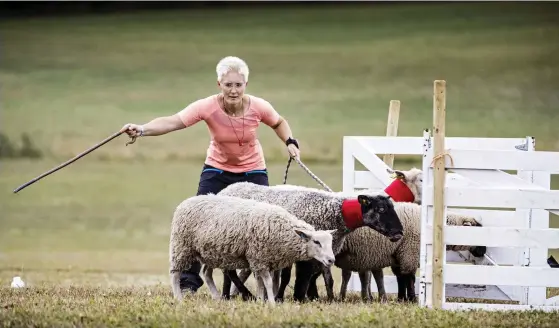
258, 99, 281, 127
175, 99, 206, 128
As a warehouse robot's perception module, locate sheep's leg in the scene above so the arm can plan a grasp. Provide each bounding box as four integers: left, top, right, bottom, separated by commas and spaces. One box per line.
231, 269, 252, 297
225, 269, 256, 302
255, 272, 267, 302
255, 275, 266, 301
306, 271, 321, 301
405, 272, 417, 303
202, 266, 221, 300
399, 273, 416, 303
221, 269, 232, 300
363, 271, 373, 301
391, 263, 407, 302
170, 271, 183, 301
169, 239, 194, 299
293, 261, 314, 302
371, 269, 387, 303
256, 270, 276, 306
339, 269, 352, 301
272, 270, 280, 296
397, 275, 407, 302
358, 271, 371, 302
322, 267, 335, 302
229, 272, 239, 297
275, 266, 292, 302
367, 272, 374, 301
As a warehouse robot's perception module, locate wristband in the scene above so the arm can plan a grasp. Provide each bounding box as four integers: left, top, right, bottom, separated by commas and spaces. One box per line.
285, 137, 299, 149
139, 125, 145, 137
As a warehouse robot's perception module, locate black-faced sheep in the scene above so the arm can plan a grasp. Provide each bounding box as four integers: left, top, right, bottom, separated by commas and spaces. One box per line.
334, 167, 485, 302
303, 167, 424, 302
335, 202, 487, 303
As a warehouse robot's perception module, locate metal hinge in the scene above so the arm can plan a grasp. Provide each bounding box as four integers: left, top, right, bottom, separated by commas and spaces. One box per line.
515, 141, 528, 151
515, 136, 535, 151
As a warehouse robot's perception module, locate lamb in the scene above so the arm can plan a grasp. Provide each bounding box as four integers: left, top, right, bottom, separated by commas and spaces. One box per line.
217, 182, 404, 303
168, 193, 337, 305
335, 202, 487, 303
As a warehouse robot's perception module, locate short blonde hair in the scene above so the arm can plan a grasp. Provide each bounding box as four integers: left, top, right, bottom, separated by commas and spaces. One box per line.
216, 56, 249, 82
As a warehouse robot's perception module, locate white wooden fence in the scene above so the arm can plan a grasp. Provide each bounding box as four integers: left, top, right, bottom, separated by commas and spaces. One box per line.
343, 132, 559, 310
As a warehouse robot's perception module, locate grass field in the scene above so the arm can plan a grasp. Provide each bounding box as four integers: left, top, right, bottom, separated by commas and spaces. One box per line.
1, 2, 559, 327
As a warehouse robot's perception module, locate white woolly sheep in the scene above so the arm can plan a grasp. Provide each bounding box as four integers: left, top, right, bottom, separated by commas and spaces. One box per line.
169, 193, 337, 305
336, 202, 487, 303
384, 167, 423, 204
218, 182, 404, 303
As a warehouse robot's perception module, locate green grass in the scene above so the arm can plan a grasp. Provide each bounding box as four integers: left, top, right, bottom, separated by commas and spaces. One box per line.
2, 2, 559, 327
1, 2, 558, 163
4, 286, 559, 328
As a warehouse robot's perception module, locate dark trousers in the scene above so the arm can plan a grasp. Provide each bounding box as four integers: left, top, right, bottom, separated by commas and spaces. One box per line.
179, 164, 270, 293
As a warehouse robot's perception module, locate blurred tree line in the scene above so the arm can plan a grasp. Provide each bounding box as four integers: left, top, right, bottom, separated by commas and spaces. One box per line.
0, 1, 404, 18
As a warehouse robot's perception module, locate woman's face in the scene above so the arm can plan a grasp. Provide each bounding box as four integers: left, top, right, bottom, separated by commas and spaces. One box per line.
218, 70, 247, 106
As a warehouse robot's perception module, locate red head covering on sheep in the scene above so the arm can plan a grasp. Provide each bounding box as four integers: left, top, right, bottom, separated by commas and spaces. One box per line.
341, 199, 363, 230
384, 178, 415, 203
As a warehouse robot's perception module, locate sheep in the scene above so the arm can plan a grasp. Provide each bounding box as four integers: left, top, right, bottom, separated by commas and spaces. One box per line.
168, 193, 337, 305
385, 167, 423, 204
301, 167, 424, 302
228, 169, 422, 302
330, 167, 485, 303
217, 181, 404, 303
335, 202, 487, 303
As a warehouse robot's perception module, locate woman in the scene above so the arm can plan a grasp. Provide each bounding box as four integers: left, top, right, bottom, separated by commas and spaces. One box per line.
122, 56, 301, 295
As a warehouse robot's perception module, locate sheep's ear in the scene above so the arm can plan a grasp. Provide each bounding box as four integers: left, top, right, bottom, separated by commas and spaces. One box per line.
393, 170, 406, 181
326, 229, 337, 235
294, 229, 311, 241
357, 195, 372, 207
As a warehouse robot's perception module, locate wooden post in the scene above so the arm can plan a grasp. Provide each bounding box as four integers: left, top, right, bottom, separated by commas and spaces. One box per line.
432, 80, 447, 309
382, 100, 401, 168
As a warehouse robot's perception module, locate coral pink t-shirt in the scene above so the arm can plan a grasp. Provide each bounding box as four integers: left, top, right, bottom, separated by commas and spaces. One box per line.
175, 94, 281, 173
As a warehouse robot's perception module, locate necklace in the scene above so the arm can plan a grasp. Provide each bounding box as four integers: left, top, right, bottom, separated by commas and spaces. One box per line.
222, 96, 245, 146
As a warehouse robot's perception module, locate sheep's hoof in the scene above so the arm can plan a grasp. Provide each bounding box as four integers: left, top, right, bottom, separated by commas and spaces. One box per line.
397, 296, 417, 304
241, 294, 257, 302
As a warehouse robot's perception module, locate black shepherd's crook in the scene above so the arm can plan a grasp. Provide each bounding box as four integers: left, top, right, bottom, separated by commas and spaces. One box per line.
12, 128, 137, 194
